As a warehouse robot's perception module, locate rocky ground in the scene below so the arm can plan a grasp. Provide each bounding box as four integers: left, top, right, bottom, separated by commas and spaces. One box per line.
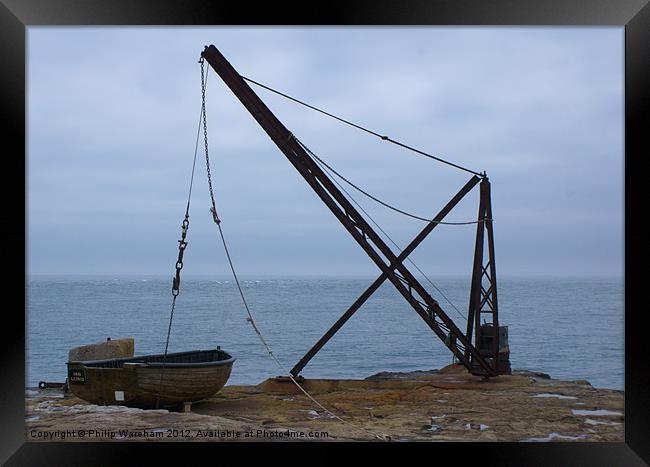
25, 364, 624, 442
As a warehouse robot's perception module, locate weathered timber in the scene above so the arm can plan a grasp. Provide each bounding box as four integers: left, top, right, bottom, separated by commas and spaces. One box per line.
67, 349, 235, 409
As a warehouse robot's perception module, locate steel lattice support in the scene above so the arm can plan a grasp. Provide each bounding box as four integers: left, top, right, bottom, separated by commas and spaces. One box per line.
201, 45, 498, 377
466, 178, 501, 372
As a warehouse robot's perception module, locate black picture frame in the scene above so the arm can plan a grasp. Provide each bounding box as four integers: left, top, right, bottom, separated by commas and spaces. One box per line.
3, 0, 648, 464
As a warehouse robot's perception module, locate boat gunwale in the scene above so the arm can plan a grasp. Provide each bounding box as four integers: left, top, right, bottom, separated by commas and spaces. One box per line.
66, 348, 236, 369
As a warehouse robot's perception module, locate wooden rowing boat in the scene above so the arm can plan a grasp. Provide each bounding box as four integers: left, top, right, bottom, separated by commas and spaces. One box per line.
67, 348, 235, 409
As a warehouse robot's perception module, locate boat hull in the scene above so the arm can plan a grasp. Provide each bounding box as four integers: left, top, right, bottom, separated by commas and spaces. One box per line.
67, 349, 235, 409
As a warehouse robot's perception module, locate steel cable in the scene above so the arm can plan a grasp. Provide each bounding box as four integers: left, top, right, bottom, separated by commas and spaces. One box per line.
242, 75, 483, 177
303, 138, 468, 325
295, 139, 489, 226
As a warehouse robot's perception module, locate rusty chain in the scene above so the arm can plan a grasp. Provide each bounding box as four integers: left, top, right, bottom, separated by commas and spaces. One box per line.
200, 58, 220, 226
155, 60, 207, 408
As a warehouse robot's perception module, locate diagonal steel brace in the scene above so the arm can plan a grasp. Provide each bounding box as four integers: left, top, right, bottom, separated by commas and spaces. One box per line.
290, 175, 481, 376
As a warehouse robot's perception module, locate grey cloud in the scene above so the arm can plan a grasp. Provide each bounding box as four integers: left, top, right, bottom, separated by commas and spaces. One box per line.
27, 27, 623, 277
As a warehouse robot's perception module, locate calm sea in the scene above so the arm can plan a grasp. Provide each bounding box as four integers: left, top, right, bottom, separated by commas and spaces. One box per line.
26, 275, 624, 390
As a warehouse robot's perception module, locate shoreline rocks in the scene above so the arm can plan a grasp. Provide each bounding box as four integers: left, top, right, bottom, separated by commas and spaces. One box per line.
26, 365, 623, 442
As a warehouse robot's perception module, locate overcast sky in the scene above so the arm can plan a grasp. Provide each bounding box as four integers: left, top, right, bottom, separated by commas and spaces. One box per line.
27, 27, 623, 278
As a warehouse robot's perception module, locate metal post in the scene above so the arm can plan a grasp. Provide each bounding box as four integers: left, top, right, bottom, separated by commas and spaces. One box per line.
483, 179, 499, 371
465, 177, 501, 373
466, 178, 487, 361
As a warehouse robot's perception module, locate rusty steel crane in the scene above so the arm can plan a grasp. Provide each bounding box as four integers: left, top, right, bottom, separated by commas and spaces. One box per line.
200, 44, 511, 378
